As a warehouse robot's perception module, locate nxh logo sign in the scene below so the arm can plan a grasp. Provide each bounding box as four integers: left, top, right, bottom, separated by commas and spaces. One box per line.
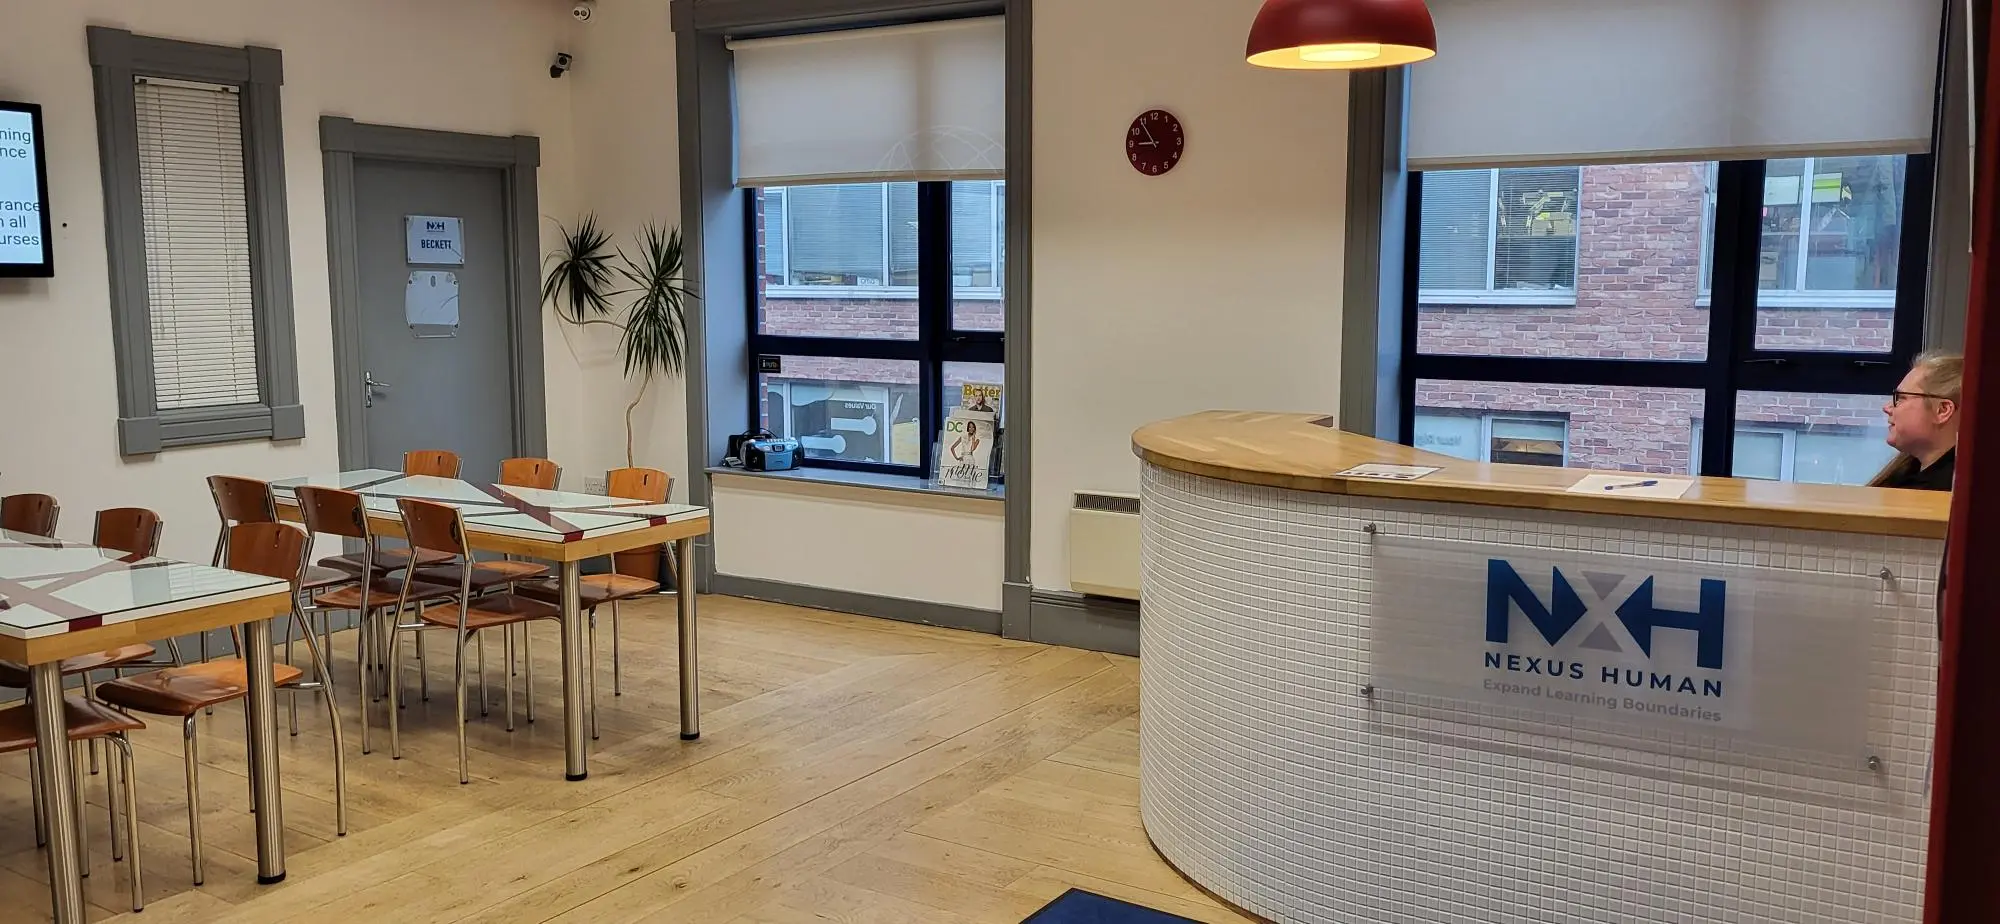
425, 220, 449, 232
1484, 559, 1727, 670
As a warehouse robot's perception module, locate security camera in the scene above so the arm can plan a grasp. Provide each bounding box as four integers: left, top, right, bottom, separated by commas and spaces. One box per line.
570, 1, 595, 23
550, 52, 573, 79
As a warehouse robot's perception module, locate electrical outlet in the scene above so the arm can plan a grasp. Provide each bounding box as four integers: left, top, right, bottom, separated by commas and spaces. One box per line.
584, 476, 608, 495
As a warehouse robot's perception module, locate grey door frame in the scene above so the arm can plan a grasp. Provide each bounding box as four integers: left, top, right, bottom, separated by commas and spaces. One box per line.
319, 116, 548, 469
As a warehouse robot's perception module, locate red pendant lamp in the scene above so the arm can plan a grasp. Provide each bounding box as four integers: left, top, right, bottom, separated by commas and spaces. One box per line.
1246, 0, 1437, 70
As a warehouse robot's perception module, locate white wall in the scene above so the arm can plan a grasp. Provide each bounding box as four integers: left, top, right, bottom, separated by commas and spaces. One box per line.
0, 0, 603, 561
711, 474, 1004, 611
1029, 0, 1351, 592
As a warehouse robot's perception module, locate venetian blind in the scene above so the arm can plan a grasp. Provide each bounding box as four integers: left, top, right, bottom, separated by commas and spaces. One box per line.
730, 18, 1006, 186
1408, 0, 1943, 170
134, 76, 260, 410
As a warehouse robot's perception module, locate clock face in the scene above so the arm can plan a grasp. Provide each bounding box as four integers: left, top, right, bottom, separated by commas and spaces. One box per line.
1127, 109, 1185, 177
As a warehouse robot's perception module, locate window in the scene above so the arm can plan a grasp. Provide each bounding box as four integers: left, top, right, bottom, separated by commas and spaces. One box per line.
1414, 410, 1569, 466
1417, 167, 1581, 304
1404, 155, 1930, 478
749, 181, 1004, 475
89, 28, 300, 456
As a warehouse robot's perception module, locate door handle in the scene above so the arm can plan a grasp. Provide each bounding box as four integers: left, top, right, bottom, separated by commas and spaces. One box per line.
364, 372, 390, 408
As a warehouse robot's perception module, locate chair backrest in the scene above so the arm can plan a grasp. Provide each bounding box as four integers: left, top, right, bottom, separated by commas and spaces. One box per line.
93, 508, 163, 558
500, 457, 562, 491
395, 498, 468, 558
0, 494, 59, 537
294, 486, 371, 541
404, 450, 462, 479
224, 522, 309, 588
605, 467, 672, 503
208, 475, 276, 526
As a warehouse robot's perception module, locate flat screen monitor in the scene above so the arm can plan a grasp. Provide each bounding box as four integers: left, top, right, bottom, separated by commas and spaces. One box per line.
0, 101, 53, 278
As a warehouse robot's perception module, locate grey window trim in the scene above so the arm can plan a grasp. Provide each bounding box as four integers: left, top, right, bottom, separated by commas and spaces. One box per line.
1340, 67, 1410, 440
317, 117, 548, 469
88, 26, 302, 456
672, 0, 1030, 631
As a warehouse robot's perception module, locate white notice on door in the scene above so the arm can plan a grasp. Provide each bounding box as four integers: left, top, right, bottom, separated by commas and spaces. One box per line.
406, 215, 464, 264
406, 271, 460, 328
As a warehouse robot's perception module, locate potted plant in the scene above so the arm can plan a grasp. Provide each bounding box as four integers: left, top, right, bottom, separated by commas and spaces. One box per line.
544, 216, 695, 585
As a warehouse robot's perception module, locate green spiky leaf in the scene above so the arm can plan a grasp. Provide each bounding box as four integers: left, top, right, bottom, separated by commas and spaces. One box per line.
615, 223, 693, 381
541, 213, 618, 323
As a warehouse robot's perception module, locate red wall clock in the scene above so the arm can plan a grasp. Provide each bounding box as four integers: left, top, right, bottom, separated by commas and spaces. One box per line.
1127, 109, 1185, 176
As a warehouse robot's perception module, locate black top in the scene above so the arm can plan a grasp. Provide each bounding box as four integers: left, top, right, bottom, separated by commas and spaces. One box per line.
1880, 448, 1955, 491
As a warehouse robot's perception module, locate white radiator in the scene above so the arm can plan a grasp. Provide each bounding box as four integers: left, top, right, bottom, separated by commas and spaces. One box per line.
1068, 491, 1141, 600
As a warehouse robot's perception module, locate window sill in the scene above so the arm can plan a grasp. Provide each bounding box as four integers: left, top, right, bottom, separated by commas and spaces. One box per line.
1418, 291, 1577, 308
706, 465, 1005, 502
118, 403, 306, 456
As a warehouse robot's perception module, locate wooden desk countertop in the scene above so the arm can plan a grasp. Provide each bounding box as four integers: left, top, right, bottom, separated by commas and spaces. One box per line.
1133, 411, 1951, 539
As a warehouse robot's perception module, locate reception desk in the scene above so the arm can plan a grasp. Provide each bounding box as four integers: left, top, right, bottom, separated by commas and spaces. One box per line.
1132, 411, 1950, 924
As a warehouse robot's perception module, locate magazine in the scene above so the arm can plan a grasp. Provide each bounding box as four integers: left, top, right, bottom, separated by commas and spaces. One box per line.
960, 381, 1002, 415
937, 408, 996, 490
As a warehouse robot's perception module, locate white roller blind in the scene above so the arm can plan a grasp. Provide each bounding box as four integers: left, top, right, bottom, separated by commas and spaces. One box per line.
1409, 0, 1943, 170
134, 76, 260, 411
730, 18, 1006, 186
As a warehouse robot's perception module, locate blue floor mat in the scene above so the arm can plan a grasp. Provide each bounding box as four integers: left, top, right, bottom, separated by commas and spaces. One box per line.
1021, 889, 1201, 923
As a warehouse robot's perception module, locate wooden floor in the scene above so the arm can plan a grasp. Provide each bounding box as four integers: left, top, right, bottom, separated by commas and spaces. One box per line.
0, 595, 1255, 924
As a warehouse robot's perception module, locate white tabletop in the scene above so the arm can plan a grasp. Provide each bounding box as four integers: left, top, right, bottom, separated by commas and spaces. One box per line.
270, 470, 708, 544
0, 530, 291, 640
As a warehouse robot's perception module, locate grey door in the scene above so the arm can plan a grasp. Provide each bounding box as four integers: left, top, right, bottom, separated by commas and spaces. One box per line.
351, 159, 516, 478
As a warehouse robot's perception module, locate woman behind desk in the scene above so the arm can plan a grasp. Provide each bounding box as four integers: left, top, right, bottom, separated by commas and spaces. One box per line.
1872, 350, 1963, 491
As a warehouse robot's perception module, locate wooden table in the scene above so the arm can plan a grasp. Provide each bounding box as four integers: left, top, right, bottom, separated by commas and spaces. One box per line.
0, 529, 295, 924
270, 471, 713, 780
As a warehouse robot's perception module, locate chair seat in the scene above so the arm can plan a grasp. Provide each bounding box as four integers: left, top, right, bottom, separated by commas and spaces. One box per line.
320, 547, 457, 576
302, 565, 352, 592
0, 643, 161, 688
417, 594, 562, 631
0, 696, 146, 753
96, 659, 306, 717
314, 578, 457, 611
411, 560, 550, 591
515, 574, 662, 610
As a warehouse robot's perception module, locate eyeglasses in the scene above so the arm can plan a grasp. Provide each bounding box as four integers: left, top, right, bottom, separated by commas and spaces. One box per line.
1890, 391, 1951, 406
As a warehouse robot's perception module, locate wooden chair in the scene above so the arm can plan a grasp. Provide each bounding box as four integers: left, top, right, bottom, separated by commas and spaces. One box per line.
96, 522, 350, 885
1, 697, 146, 911
207, 477, 347, 667
0, 493, 59, 536
404, 449, 462, 478
293, 485, 454, 754
0, 508, 171, 689
517, 467, 673, 738
498, 457, 561, 491
389, 499, 561, 782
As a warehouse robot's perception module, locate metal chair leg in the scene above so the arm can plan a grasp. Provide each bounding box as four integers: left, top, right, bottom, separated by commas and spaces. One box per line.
525, 628, 535, 724
477, 633, 489, 717
110, 734, 144, 912
389, 609, 405, 761
588, 611, 599, 741
418, 626, 430, 702
296, 612, 349, 836
455, 630, 471, 784
504, 628, 516, 732
359, 607, 373, 755
612, 601, 622, 696
286, 618, 300, 736
85, 680, 103, 776
70, 741, 88, 878
183, 716, 204, 886
107, 736, 122, 862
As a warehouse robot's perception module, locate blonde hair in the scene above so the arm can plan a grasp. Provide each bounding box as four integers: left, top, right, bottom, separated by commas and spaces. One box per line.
1868, 350, 1965, 486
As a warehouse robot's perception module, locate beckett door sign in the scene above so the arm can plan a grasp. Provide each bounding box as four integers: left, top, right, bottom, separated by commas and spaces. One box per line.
406, 215, 465, 265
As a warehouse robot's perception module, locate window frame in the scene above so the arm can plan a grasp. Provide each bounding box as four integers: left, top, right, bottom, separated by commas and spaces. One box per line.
88, 27, 301, 456
1415, 166, 1583, 307
746, 181, 1005, 477
762, 180, 1007, 306
1399, 155, 1935, 478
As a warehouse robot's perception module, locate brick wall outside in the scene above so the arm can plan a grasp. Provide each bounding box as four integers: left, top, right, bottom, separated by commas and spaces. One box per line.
1416, 162, 1896, 475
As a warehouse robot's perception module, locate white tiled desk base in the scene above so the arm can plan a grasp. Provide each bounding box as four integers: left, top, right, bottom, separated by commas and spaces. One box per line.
1139, 465, 1939, 924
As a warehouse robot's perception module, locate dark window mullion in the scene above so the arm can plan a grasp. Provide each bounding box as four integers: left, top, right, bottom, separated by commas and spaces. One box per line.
916, 181, 954, 477
1703, 159, 1766, 476
1890, 152, 1936, 360
746, 334, 925, 362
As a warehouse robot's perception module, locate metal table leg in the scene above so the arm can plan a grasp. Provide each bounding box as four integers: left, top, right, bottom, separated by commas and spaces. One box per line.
559, 560, 587, 780
242, 616, 287, 883
676, 536, 700, 740
30, 663, 84, 923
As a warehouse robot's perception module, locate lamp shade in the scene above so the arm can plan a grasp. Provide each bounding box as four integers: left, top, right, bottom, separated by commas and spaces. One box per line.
1246, 0, 1436, 70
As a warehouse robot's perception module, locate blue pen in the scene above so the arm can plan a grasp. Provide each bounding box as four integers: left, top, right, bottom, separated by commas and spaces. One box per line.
1603, 479, 1659, 491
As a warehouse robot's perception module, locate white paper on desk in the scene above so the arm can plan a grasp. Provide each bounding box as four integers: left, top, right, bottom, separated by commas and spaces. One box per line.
1565, 474, 1695, 498
1335, 463, 1442, 481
